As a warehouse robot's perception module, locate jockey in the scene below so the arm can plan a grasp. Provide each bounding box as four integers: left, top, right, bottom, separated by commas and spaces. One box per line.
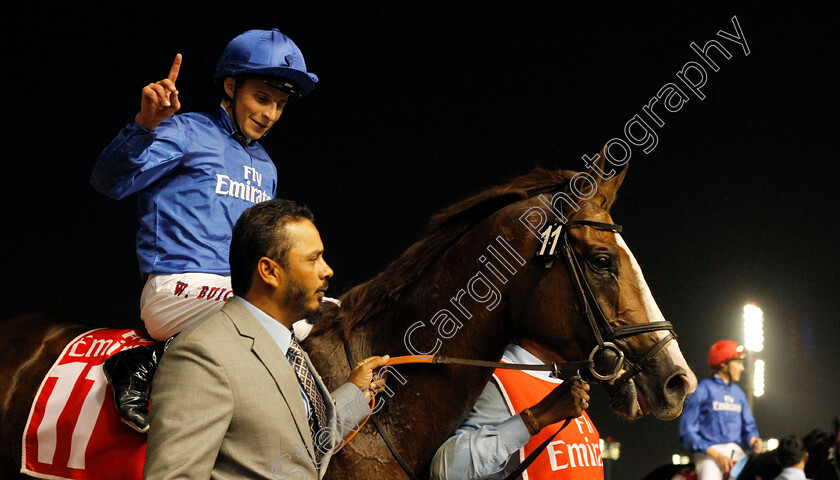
679, 340, 762, 480
91, 29, 318, 433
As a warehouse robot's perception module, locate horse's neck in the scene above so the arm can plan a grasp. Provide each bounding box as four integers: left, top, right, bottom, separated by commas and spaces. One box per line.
315, 210, 532, 475
305, 289, 513, 477
352, 308, 508, 476
353, 234, 520, 473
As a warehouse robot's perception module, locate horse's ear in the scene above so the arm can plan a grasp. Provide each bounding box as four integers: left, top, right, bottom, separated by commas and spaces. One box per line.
588, 145, 628, 211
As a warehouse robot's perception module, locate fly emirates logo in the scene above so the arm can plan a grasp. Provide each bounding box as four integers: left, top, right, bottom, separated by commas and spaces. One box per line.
713, 394, 742, 412
546, 415, 603, 471
215, 166, 271, 204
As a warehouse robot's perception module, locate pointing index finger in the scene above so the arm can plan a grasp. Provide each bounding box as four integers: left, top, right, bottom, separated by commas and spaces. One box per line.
168, 53, 182, 83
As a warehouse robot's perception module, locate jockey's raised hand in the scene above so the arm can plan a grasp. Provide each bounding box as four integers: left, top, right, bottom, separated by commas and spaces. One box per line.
135, 53, 182, 130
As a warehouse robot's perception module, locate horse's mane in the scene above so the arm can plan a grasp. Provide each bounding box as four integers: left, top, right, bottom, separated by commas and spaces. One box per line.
331, 167, 576, 334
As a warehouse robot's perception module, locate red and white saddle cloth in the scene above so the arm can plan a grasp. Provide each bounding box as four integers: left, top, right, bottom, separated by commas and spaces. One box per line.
22, 328, 154, 480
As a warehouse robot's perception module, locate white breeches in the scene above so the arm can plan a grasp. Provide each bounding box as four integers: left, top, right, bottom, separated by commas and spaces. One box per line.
693, 443, 747, 480
140, 273, 313, 341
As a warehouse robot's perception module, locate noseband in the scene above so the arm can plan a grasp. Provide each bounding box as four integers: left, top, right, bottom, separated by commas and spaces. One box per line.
536, 218, 676, 385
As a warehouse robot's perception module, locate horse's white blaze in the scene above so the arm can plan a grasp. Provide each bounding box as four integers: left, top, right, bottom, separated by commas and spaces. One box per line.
616, 234, 697, 393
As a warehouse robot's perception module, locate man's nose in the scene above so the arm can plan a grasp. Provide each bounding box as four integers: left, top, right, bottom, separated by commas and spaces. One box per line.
265, 104, 281, 122
321, 260, 333, 279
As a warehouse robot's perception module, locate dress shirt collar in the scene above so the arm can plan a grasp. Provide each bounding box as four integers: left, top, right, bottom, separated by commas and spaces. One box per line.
232, 296, 292, 355
777, 467, 808, 480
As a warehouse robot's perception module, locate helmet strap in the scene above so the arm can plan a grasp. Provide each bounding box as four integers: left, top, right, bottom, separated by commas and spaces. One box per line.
222, 79, 254, 146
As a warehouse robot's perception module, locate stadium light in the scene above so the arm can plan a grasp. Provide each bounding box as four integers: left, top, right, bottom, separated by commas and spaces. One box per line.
743, 303, 766, 412
600, 438, 621, 460
753, 359, 765, 397
743, 304, 764, 352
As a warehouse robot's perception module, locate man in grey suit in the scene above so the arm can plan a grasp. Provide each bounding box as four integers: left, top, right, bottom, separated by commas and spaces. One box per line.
144, 198, 390, 479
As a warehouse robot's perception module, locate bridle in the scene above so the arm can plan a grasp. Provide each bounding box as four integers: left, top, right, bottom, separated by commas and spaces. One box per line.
340, 214, 677, 479
543, 218, 677, 387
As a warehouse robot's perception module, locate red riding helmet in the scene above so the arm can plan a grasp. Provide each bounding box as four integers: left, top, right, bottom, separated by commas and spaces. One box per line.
707, 340, 745, 369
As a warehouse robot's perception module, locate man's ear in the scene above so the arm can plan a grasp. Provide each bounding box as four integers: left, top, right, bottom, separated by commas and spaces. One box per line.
256, 257, 283, 288
224, 77, 237, 100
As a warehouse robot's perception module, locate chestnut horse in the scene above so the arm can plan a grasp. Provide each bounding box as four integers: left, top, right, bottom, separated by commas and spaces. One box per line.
1, 161, 697, 479
304, 162, 696, 478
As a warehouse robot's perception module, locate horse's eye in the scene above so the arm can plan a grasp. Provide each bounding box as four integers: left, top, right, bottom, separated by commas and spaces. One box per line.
590, 254, 613, 271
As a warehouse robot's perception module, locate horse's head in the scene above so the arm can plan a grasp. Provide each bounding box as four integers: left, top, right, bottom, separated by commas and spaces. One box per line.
328, 154, 696, 421
312, 158, 700, 477
502, 154, 697, 420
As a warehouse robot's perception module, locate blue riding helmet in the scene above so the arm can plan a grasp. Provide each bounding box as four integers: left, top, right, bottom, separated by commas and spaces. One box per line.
214, 29, 319, 97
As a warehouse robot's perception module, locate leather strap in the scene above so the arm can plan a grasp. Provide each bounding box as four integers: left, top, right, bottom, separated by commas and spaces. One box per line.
343, 340, 421, 480
503, 417, 572, 480
431, 355, 591, 380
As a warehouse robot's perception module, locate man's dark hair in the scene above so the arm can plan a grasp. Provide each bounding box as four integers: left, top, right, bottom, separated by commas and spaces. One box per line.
776, 435, 807, 468
229, 198, 315, 296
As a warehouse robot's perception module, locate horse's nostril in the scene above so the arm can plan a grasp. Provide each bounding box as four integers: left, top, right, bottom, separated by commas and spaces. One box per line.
665, 372, 688, 399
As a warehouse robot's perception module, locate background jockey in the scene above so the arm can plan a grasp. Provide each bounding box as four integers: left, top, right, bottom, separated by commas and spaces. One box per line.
679, 340, 762, 480
90, 29, 319, 433
431, 339, 602, 479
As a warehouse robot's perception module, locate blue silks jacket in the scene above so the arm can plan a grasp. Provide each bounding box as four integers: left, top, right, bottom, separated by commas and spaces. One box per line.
679, 376, 760, 453
91, 107, 277, 278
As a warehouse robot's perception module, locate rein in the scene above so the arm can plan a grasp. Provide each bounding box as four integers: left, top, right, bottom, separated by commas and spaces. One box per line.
344, 340, 419, 480
385, 352, 592, 378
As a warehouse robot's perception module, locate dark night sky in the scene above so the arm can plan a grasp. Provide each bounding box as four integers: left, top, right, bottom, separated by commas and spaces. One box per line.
3, 2, 838, 478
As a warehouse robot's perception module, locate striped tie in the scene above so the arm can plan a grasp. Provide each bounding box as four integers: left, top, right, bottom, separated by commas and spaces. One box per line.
287, 336, 328, 448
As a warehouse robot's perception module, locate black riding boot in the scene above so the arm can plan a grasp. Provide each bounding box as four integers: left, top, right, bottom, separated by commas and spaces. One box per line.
103, 337, 173, 433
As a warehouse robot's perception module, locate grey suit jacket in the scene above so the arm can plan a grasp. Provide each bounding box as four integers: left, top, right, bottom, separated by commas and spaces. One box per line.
144, 299, 370, 479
